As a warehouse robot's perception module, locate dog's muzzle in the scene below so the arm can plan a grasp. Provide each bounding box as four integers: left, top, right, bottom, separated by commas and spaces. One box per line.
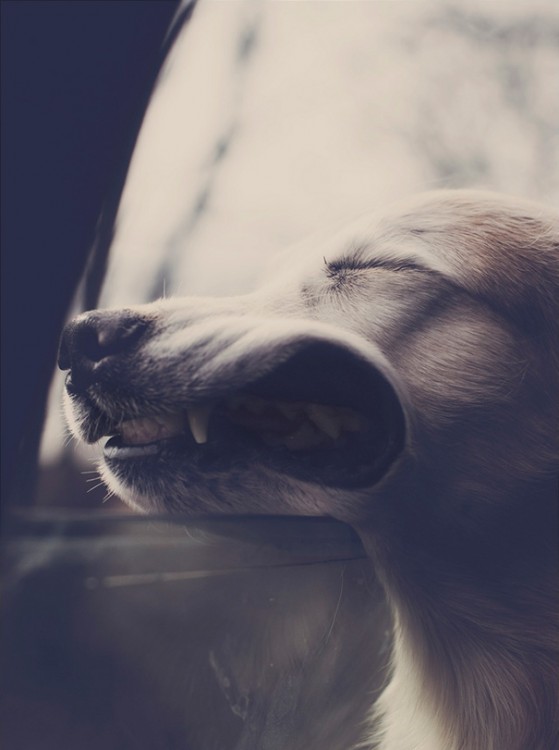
59, 309, 406, 490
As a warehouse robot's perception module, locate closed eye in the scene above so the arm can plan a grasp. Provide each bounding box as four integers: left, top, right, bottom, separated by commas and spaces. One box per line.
324, 255, 436, 277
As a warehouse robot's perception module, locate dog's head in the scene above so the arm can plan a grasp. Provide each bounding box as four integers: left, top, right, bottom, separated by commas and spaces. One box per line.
59, 191, 558, 531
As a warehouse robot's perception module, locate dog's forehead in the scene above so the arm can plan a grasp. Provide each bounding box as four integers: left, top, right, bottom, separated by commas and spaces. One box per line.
379, 190, 558, 266
275, 190, 555, 268
260, 191, 558, 335
368, 193, 554, 279
262, 210, 444, 283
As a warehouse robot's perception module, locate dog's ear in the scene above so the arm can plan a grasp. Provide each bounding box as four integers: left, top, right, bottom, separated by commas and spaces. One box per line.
392, 191, 559, 336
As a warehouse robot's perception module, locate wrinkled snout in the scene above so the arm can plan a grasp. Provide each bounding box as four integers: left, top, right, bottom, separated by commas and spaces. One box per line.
59, 304, 407, 493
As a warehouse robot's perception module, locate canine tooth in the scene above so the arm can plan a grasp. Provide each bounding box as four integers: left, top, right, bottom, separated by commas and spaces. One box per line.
186, 405, 212, 444
306, 405, 342, 440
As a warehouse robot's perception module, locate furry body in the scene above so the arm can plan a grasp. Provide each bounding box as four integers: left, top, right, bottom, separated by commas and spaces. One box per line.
61, 191, 559, 749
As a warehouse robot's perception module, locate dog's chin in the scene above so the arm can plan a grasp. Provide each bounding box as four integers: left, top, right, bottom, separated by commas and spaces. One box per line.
99, 458, 334, 517
99, 429, 394, 516
84, 339, 406, 514
98, 428, 403, 518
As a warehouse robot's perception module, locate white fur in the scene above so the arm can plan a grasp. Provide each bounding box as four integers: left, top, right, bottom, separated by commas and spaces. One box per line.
62, 191, 559, 749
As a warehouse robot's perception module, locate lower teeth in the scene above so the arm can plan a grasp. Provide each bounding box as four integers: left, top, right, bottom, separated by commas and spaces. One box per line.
224, 398, 364, 449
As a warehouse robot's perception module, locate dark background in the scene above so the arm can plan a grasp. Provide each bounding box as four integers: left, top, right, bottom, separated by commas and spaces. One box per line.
1, 0, 186, 512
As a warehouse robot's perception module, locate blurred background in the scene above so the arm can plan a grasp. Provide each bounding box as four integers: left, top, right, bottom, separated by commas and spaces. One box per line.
2, 0, 558, 511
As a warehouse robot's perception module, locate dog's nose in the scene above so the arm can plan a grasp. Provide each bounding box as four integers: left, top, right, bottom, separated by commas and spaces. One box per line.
58, 310, 149, 384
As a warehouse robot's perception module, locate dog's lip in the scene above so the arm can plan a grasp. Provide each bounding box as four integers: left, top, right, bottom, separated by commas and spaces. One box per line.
100, 400, 397, 490
101, 399, 376, 464
101, 397, 368, 453
103, 436, 165, 459
99, 392, 403, 491
79, 334, 406, 488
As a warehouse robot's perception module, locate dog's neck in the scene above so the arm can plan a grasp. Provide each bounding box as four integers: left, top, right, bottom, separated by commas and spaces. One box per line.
357, 490, 559, 750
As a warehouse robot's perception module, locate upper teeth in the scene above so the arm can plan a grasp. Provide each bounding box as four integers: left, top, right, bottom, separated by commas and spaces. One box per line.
306, 404, 342, 439
186, 405, 212, 445
115, 397, 365, 450
223, 396, 365, 450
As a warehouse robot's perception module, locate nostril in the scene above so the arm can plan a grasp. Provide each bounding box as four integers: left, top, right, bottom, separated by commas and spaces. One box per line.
93, 318, 148, 359
75, 318, 148, 362
75, 324, 108, 363
57, 329, 72, 370
58, 312, 150, 372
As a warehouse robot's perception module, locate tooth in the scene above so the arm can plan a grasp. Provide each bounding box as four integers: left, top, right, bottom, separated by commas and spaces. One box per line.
283, 422, 324, 450
306, 405, 341, 440
340, 408, 364, 432
186, 405, 212, 444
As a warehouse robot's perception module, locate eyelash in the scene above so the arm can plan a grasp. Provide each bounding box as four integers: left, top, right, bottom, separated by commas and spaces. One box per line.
324, 257, 426, 277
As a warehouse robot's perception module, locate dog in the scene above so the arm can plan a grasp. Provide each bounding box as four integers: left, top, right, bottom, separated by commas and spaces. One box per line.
59, 190, 559, 750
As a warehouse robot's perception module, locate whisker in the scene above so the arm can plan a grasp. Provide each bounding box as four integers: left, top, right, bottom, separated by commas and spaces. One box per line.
320, 565, 346, 650
86, 481, 106, 494
102, 489, 116, 503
